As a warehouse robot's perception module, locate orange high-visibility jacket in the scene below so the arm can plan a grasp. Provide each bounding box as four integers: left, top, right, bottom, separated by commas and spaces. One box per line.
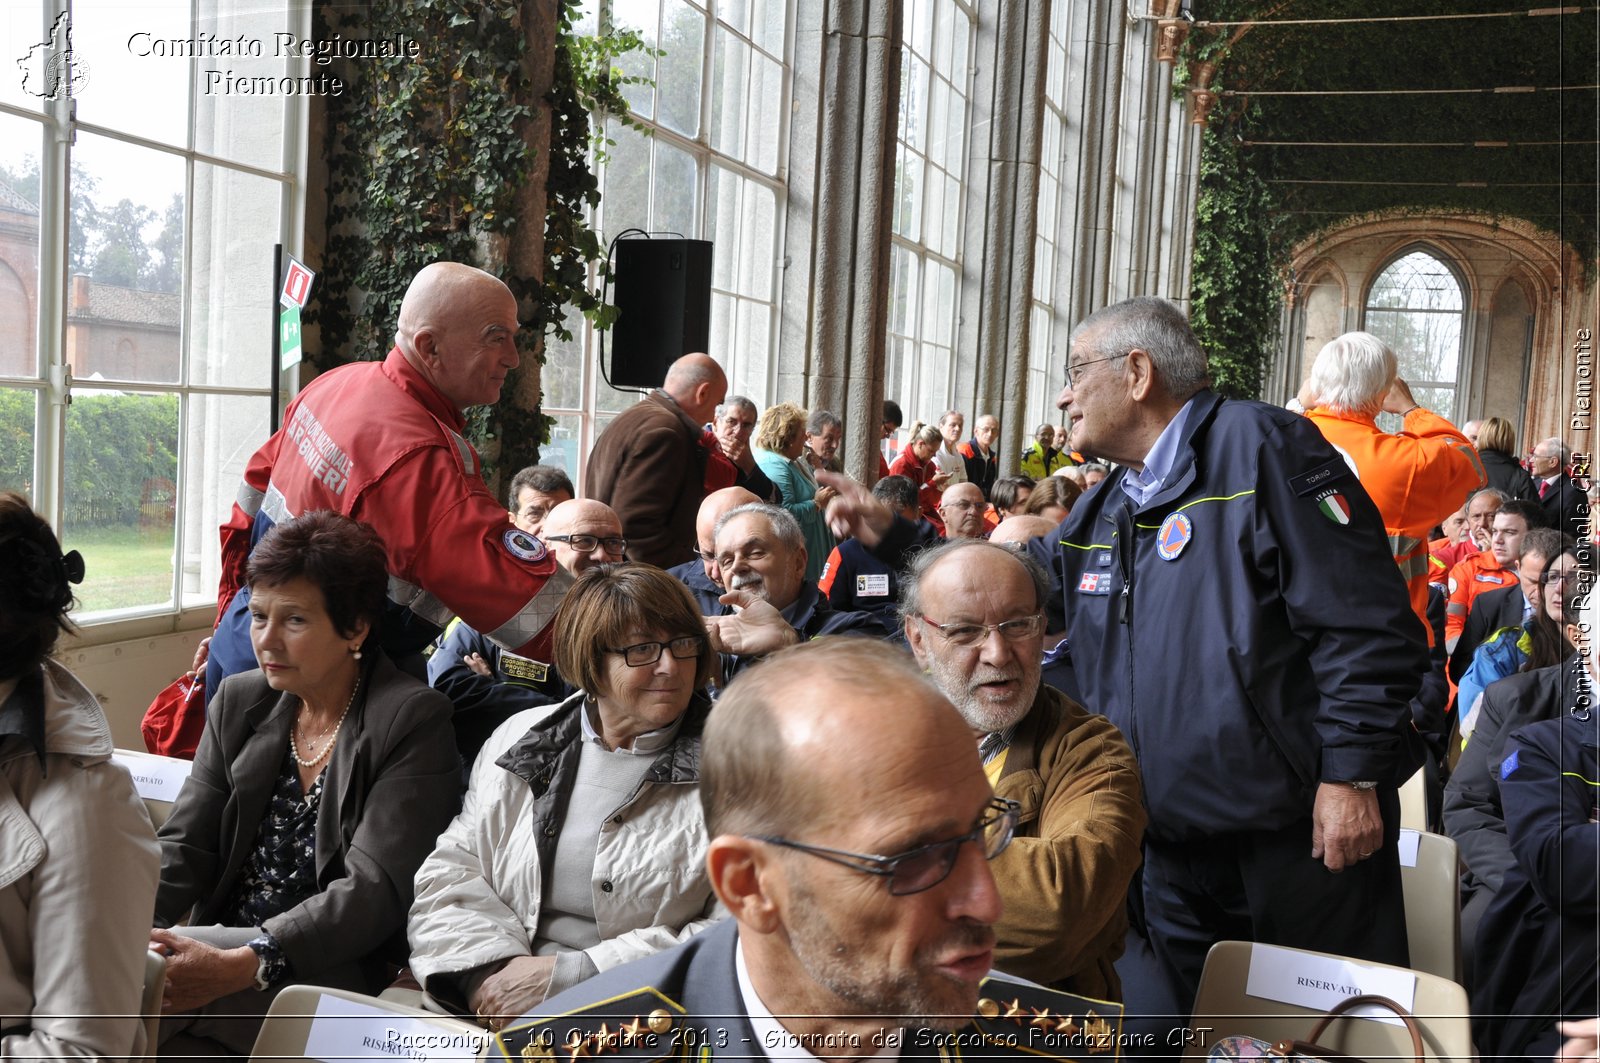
1306, 406, 1485, 643
1445, 550, 1516, 647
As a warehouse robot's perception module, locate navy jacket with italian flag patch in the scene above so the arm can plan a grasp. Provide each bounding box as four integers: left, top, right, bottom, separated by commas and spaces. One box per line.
1029, 389, 1428, 842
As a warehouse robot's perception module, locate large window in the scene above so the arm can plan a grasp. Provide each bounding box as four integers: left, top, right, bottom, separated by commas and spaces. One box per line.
1026, 0, 1071, 432
1363, 248, 1467, 422
1, 0, 305, 624
540, 0, 790, 484
885, 0, 972, 428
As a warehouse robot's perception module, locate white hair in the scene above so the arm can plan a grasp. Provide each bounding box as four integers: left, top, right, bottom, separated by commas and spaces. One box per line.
1306, 331, 1397, 416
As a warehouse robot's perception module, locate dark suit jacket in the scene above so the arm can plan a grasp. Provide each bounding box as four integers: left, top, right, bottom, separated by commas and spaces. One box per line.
505, 919, 1111, 1062
1538, 472, 1589, 532
1441, 655, 1583, 894
1448, 582, 1526, 683
585, 390, 708, 567
155, 655, 461, 988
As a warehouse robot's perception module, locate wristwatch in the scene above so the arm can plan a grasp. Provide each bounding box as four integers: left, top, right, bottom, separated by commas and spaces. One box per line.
1346, 780, 1379, 791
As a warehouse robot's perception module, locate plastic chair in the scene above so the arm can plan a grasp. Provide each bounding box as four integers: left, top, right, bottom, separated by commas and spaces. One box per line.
1182, 940, 1473, 1063
1399, 767, 1428, 833
1399, 828, 1462, 982
111, 748, 193, 829
140, 948, 165, 1057
250, 984, 489, 1062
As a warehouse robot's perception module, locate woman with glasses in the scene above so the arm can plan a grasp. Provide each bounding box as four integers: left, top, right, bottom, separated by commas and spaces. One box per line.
407, 563, 721, 1030
1456, 533, 1582, 743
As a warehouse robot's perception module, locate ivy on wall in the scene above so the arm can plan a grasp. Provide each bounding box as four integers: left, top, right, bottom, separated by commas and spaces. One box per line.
1189, 126, 1282, 400
1175, 0, 1597, 398
306, 0, 646, 487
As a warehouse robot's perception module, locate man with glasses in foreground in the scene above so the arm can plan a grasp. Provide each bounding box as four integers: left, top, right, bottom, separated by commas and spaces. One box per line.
496, 638, 1118, 1063
902, 539, 1144, 1000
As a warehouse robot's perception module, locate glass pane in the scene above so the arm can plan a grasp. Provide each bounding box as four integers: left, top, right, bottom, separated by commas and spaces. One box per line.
63, 388, 178, 615
927, 77, 949, 167
750, 0, 784, 57
895, 148, 922, 241
1367, 309, 1463, 383
541, 306, 586, 411
3, 4, 51, 113
189, 160, 285, 388
734, 295, 768, 400
0, 387, 37, 496
924, 261, 955, 346
0, 115, 43, 380
612, 0, 661, 120
709, 291, 732, 375
708, 166, 739, 292
917, 341, 948, 422
720, 0, 749, 37
950, 3, 970, 78
541, 411, 584, 482
179, 391, 268, 607
67, 134, 185, 384
939, 172, 961, 257
910, 0, 934, 57
902, 56, 930, 154
651, 138, 697, 236
657, 0, 704, 138
749, 51, 783, 173
600, 121, 650, 241
190, 0, 293, 171
596, 372, 643, 413
710, 28, 750, 161
71, 0, 190, 149
1368, 250, 1464, 312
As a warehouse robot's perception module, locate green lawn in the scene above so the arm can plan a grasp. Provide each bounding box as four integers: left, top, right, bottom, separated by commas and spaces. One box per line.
62, 525, 175, 614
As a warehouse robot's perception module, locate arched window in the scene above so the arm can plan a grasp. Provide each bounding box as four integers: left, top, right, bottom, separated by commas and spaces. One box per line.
1363, 248, 1466, 420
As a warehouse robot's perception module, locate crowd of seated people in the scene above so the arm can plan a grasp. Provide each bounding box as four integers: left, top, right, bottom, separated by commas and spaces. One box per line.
25, 269, 1598, 1063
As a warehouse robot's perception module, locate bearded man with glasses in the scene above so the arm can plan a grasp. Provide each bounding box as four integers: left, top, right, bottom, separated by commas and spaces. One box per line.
901, 539, 1144, 1001
497, 638, 1117, 1063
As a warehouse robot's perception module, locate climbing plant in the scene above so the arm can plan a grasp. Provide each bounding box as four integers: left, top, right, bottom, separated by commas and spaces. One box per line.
308, 0, 649, 483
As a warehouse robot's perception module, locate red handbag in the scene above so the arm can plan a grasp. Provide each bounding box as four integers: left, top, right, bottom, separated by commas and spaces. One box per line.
140, 673, 205, 759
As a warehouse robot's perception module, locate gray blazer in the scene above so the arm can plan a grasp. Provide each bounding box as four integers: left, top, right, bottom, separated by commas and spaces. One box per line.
155, 654, 460, 988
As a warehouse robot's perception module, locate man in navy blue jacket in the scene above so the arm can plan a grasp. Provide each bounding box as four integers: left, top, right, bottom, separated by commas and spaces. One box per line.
818, 297, 1428, 1017
1035, 297, 1427, 1009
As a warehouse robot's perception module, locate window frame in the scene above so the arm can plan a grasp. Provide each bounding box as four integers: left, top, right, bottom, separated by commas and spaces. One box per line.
1360, 243, 1470, 424
0, 0, 310, 640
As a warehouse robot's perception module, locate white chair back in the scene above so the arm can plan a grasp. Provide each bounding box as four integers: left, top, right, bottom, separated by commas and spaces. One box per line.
250, 984, 490, 1062
1399, 828, 1462, 981
1182, 940, 1473, 1063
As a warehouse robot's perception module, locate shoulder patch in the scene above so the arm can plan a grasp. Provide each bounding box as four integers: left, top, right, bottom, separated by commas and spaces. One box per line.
497, 987, 685, 1063
1500, 748, 1520, 780
1288, 456, 1352, 498
1313, 489, 1352, 526
503, 528, 548, 563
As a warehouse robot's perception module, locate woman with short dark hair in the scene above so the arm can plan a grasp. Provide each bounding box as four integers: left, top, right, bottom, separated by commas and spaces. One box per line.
0, 492, 160, 1061
408, 563, 720, 1030
152, 510, 460, 1058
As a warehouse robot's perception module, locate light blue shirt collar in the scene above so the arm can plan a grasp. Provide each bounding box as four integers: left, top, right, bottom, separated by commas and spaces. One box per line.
1120, 397, 1198, 508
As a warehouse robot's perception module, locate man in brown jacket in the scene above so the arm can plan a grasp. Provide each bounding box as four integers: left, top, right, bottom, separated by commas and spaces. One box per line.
584, 353, 727, 567
902, 538, 1146, 1001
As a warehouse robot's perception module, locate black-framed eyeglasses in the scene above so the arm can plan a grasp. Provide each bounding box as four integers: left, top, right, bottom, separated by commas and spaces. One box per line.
547, 533, 628, 555
1542, 569, 1582, 586
919, 613, 1044, 647
1064, 353, 1126, 388
607, 635, 706, 667
750, 797, 1021, 896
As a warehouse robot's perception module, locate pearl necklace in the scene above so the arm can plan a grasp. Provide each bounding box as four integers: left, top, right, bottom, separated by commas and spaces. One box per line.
289, 678, 360, 769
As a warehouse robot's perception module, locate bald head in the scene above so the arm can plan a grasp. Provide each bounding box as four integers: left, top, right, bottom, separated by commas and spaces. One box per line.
938, 482, 987, 539
545, 498, 625, 574
702, 638, 970, 838
393, 262, 521, 411
663, 353, 728, 425
696, 486, 760, 585
990, 515, 1059, 546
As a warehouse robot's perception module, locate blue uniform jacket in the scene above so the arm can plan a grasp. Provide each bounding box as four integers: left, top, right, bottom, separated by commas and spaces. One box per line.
1470, 707, 1599, 1061
666, 559, 727, 616
1029, 390, 1427, 842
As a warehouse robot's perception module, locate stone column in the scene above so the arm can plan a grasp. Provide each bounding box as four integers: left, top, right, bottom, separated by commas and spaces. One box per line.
783, 0, 903, 484
957, 0, 1051, 465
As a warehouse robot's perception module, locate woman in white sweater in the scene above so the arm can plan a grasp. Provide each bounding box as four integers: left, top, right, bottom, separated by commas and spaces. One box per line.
407, 564, 721, 1030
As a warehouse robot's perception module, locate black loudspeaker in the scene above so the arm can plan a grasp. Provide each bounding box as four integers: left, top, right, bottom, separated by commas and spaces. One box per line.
608, 238, 714, 389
